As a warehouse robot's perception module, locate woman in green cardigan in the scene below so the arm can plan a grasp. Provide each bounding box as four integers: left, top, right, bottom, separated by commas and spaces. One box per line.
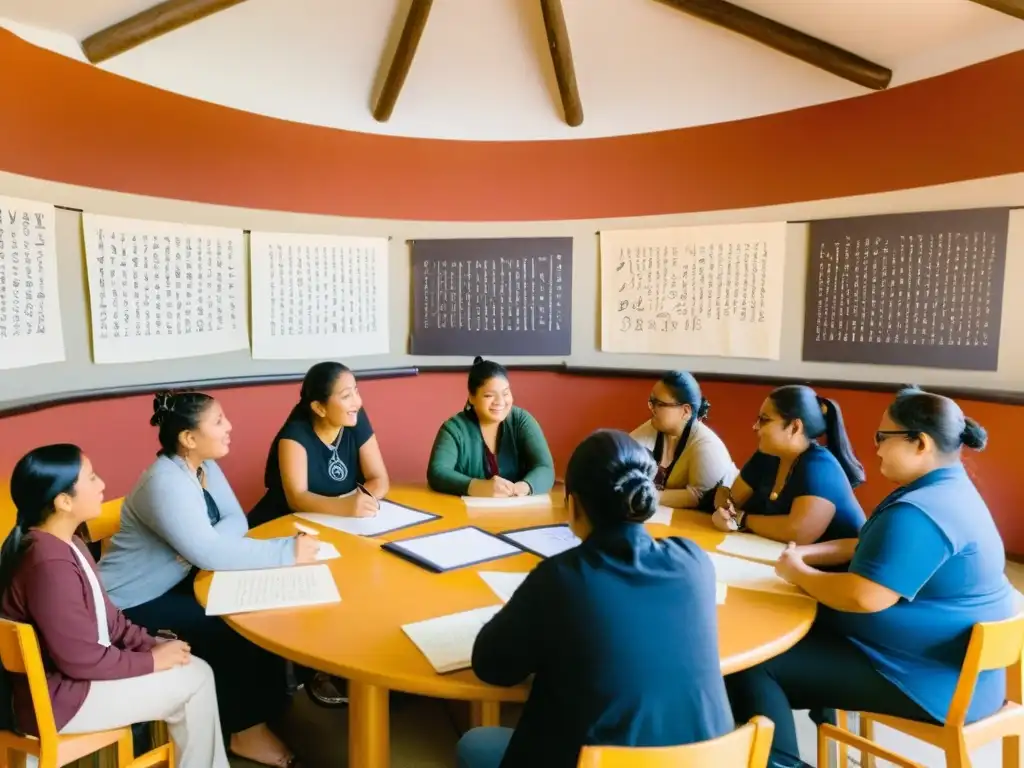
427, 357, 555, 497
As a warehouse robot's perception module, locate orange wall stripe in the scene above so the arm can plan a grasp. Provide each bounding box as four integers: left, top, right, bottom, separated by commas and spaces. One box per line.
1, 31, 1023, 221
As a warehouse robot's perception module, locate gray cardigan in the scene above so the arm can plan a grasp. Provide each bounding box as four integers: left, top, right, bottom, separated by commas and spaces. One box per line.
99, 455, 296, 610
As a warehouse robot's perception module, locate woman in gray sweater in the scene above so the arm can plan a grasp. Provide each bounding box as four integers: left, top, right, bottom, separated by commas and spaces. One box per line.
99, 391, 317, 768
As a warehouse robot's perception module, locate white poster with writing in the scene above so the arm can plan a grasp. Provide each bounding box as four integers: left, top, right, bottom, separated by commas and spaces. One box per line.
0, 196, 65, 370
82, 214, 249, 363
249, 231, 389, 359
600, 222, 787, 359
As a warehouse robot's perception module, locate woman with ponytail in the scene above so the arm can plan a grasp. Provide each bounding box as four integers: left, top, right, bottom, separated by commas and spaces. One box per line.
712, 384, 866, 545
727, 388, 1016, 768
0, 445, 228, 767
456, 430, 733, 768
630, 371, 739, 510
427, 357, 554, 497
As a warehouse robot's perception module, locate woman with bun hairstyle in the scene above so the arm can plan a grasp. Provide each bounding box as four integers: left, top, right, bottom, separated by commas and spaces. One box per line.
1, 444, 229, 768
727, 388, 1017, 768
427, 357, 554, 498
456, 430, 733, 768
713, 384, 866, 545
99, 392, 308, 767
630, 371, 739, 510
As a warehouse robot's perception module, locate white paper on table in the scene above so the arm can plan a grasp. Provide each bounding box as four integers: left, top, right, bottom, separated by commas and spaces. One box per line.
389, 527, 522, 571
646, 506, 674, 526
716, 532, 786, 563
707, 553, 810, 599
716, 582, 728, 605
479, 571, 529, 603
295, 500, 434, 537
205, 564, 341, 616
314, 543, 341, 561
402, 605, 502, 674
461, 495, 553, 509
502, 525, 581, 558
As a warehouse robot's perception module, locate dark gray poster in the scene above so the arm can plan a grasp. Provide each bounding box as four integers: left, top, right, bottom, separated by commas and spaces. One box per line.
410, 237, 572, 356
802, 208, 1009, 371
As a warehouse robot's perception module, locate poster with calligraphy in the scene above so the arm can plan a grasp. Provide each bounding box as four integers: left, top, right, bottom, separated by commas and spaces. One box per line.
410, 237, 572, 356
0, 196, 65, 370
802, 208, 1009, 370
600, 222, 787, 359
249, 232, 389, 359
82, 214, 248, 364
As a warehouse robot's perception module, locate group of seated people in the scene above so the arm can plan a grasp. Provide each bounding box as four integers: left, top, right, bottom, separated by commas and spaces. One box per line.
0, 355, 1016, 768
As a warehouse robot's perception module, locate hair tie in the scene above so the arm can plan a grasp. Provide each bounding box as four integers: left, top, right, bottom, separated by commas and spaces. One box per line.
816, 396, 828, 416
156, 393, 175, 414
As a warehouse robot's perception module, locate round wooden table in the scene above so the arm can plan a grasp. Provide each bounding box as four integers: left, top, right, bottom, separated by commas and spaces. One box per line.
195, 486, 816, 767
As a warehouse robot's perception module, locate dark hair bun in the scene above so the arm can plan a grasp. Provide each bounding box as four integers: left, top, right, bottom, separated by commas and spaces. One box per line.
472, 356, 484, 366
150, 391, 175, 427
614, 467, 657, 522
696, 396, 711, 420
961, 417, 988, 451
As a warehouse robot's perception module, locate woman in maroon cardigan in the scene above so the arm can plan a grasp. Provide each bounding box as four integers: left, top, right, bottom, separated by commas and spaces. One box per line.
0, 444, 229, 768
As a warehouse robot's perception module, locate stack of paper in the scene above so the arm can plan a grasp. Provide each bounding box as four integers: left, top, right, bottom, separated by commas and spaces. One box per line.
295, 500, 435, 537
402, 605, 502, 674
205, 564, 341, 616
707, 552, 810, 599
645, 506, 674, 526
478, 571, 529, 603
462, 495, 553, 509
716, 532, 786, 563
502, 525, 581, 558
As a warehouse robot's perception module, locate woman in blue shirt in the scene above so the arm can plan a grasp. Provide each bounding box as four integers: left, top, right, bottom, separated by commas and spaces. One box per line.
456, 429, 734, 768
713, 384, 866, 544
726, 387, 1017, 768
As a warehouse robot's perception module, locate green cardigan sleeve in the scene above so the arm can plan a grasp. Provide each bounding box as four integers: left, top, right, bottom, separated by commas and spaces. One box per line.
513, 408, 555, 494
426, 418, 476, 496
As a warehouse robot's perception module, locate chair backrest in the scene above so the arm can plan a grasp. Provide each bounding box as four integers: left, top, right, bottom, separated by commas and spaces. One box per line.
576, 717, 774, 768
0, 618, 59, 742
87, 498, 124, 543
946, 613, 1024, 725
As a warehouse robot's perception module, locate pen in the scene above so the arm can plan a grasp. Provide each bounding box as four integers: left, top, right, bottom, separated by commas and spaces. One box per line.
356, 483, 381, 509
294, 522, 320, 536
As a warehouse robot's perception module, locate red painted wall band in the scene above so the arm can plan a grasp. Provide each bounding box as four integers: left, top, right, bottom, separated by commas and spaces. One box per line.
1, 31, 1023, 222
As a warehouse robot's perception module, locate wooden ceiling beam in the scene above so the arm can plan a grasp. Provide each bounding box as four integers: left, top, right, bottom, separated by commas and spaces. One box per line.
373, 0, 434, 123
539, 0, 584, 127
653, 0, 892, 91
81, 0, 249, 64
966, 0, 1024, 21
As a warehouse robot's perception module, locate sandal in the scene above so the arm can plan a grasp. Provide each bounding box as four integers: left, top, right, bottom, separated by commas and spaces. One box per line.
303, 672, 349, 708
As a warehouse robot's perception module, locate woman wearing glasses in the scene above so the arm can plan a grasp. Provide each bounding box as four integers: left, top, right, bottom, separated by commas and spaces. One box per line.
726, 388, 1016, 768
712, 384, 865, 546
629, 371, 738, 510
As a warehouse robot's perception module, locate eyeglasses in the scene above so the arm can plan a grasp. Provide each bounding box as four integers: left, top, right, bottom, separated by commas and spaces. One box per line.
648, 397, 684, 410
874, 430, 919, 446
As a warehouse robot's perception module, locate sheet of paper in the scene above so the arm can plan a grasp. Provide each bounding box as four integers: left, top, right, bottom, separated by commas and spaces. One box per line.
716, 582, 728, 605
716, 532, 786, 563
205, 565, 341, 616
502, 525, 581, 558
402, 605, 502, 674
707, 553, 810, 599
646, 506, 674, 526
295, 499, 434, 537
461, 495, 553, 509
479, 571, 529, 603
390, 527, 522, 571
314, 543, 341, 561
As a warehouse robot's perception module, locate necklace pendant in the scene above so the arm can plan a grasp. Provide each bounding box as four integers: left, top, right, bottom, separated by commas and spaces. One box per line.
769, 491, 779, 500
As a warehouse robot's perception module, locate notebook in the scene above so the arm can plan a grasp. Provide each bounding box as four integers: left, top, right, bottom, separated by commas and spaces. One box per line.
499, 524, 581, 558
295, 499, 438, 537
716, 532, 786, 563
402, 605, 502, 674
461, 495, 553, 509
382, 526, 523, 572
707, 552, 810, 599
205, 564, 341, 616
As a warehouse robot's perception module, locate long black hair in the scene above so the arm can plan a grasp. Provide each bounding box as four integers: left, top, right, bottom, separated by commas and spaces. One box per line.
768, 385, 866, 488
288, 362, 351, 423
565, 430, 659, 527
150, 390, 215, 456
887, 386, 987, 454
0, 444, 85, 598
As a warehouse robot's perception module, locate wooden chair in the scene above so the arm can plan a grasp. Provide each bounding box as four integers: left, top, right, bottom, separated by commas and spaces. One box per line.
824, 614, 1024, 768
0, 619, 173, 768
576, 716, 774, 767
86, 498, 124, 552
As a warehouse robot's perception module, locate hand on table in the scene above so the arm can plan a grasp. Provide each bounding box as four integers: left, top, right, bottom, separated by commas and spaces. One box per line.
775, 542, 805, 584
712, 502, 739, 533
469, 477, 516, 497
294, 533, 321, 563
341, 492, 379, 518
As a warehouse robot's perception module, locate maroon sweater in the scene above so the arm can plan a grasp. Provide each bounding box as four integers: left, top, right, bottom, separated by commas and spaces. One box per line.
0, 531, 156, 734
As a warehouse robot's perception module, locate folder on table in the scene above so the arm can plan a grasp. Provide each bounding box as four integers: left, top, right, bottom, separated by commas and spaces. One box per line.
382, 526, 523, 573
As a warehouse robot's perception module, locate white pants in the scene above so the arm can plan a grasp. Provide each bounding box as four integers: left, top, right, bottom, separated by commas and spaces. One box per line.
60, 657, 229, 768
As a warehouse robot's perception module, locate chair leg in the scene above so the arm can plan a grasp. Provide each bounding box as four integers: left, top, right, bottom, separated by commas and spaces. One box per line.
116, 730, 135, 768
835, 711, 849, 767
860, 716, 876, 768
1006, 733, 1022, 768
5, 749, 26, 768
943, 739, 970, 768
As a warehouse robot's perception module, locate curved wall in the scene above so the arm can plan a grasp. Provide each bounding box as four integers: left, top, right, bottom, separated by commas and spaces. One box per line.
2, 30, 1023, 221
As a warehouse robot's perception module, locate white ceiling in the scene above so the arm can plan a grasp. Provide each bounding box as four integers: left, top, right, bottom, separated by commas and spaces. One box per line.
2, 0, 1023, 141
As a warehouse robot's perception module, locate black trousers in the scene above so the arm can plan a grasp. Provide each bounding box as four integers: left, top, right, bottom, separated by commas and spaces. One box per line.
725, 624, 937, 764
123, 573, 289, 736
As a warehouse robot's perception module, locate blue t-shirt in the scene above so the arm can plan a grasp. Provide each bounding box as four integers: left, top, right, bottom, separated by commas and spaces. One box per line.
248, 411, 375, 526
820, 464, 1017, 723
738, 442, 865, 542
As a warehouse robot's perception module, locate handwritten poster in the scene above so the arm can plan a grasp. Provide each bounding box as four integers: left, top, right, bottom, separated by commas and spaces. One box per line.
802, 208, 1009, 370
249, 232, 389, 359
0, 196, 65, 370
600, 223, 787, 359
82, 214, 248, 364
410, 237, 572, 356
